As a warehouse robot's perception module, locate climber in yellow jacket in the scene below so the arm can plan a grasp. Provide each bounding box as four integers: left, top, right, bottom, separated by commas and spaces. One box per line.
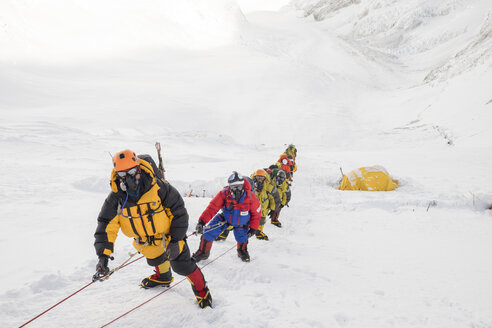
251, 169, 281, 240
276, 144, 297, 181
268, 169, 288, 228
93, 149, 212, 308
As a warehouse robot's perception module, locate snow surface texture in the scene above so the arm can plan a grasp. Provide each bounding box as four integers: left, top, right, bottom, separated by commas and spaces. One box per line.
1, 0, 492, 327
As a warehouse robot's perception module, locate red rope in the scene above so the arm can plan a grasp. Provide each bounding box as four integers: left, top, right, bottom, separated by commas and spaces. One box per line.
18, 231, 200, 327
100, 244, 237, 327
18, 256, 145, 327
100, 277, 187, 327
19, 281, 95, 328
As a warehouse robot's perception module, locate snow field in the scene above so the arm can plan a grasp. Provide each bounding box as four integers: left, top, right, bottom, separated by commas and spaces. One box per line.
1, 0, 492, 327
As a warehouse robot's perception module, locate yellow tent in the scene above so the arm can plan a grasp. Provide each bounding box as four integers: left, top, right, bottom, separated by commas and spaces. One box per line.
339, 166, 398, 191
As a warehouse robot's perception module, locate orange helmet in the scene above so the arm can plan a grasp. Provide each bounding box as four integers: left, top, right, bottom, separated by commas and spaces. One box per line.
254, 169, 267, 178
112, 149, 139, 171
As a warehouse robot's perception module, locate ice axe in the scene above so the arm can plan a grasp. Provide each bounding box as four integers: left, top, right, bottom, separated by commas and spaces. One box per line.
155, 142, 166, 179
92, 241, 149, 282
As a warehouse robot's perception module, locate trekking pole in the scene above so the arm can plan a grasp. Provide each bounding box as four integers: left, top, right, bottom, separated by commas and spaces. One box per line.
155, 142, 165, 179
93, 241, 149, 282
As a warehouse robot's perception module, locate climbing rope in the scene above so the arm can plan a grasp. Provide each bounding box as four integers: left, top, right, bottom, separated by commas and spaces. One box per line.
100, 244, 237, 327
93, 241, 150, 282
19, 254, 146, 328
18, 231, 196, 327
18, 281, 95, 328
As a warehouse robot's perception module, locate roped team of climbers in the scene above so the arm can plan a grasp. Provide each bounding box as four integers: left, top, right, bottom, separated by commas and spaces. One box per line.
264, 144, 297, 228
213, 144, 297, 241
92, 144, 297, 309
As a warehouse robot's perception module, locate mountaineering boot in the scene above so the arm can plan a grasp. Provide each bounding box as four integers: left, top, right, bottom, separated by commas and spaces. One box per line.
192, 236, 213, 263
271, 218, 282, 228
141, 261, 174, 289
255, 230, 269, 240
269, 210, 282, 228
255, 223, 269, 240
215, 226, 232, 241
187, 267, 213, 309
192, 285, 213, 309
237, 242, 250, 262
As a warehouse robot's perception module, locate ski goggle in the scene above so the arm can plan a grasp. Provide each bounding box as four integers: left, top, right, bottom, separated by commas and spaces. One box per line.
230, 185, 243, 192
116, 166, 139, 177
228, 172, 243, 184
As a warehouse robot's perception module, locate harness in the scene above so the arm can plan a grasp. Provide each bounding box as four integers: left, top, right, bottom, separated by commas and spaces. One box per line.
220, 187, 253, 227
112, 159, 172, 242
135, 235, 163, 246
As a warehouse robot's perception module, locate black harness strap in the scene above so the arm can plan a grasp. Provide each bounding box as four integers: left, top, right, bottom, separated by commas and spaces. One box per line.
125, 208, 140, 237
146, 203, 157, 234
136, 206, 149, 238
129, 220, 140, 237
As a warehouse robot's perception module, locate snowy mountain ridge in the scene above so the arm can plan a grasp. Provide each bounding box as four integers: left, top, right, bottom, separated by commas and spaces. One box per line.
425, 12, 492, 82
295, 0, 492, 79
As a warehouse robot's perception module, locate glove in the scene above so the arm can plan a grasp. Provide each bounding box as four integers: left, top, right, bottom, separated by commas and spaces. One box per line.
92, 255, 110, 281
195, 220, 205, 234
96, 255, 109, 275
247, 228, 257, 238
165, 241, 181, 261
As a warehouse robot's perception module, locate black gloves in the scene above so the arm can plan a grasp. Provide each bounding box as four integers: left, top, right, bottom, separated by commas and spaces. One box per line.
96, 255, 109, 275
195, 220, 205, 234
165, 241, 181, 261
247, 228, 256, 238
93, 255, 110, 281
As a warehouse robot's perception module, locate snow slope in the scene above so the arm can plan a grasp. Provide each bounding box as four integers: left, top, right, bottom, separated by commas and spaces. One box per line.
1, 0, 491, 327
